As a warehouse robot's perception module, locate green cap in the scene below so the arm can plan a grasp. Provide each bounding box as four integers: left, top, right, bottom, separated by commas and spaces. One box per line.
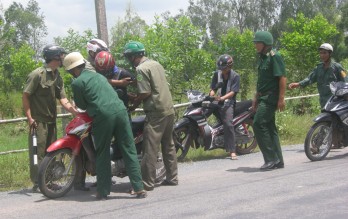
253, 31, 273, 46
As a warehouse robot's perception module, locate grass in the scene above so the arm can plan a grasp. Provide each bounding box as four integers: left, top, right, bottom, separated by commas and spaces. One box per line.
0, 102, 318, 192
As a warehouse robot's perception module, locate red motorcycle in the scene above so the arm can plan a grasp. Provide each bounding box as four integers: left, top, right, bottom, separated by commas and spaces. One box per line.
38, 112, 165, 199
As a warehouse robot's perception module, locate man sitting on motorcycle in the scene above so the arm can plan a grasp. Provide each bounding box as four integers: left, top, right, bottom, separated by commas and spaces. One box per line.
94, 51, 136, 109
209, 54, 240, 160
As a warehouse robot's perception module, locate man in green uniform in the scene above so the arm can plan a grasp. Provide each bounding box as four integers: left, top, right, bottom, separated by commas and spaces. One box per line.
23, 45, 79, 191
252, 31, 287, 171
63, 52, 146, 200
288, 43, 347, 108
124, 41, 178, 191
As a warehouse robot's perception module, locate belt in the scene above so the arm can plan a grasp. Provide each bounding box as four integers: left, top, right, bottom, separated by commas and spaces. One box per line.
257, 90, 274, 97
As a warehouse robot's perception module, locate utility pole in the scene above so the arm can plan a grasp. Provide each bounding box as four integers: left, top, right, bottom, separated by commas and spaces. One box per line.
94, 0, 109, 45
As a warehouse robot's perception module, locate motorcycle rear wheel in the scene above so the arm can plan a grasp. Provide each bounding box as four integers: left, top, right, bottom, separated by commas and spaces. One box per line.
38, 149, 80, 199
173, 126, 194, 161
304, 121, 332, 161
235, 120, 258, 155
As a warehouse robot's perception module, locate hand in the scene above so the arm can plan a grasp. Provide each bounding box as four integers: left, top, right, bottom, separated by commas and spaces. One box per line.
215, 96, 224, 102
277, 98, 286, 112
288, 83, 300, 89
252, 99, 258, 112
28, 118, 37, 128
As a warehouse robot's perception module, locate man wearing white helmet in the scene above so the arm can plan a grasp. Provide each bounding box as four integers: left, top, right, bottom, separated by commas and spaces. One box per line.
289, 43, 347, 108
86, 38, 109, 67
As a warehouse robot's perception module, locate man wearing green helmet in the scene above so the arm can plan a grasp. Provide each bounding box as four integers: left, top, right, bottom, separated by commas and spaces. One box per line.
252, 31, 287, 171
124, 41, 178, 191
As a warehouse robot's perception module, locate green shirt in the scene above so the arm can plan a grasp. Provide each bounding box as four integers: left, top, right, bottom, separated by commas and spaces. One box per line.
71, 69, 125, 122
256, 49, 286, 96
23, 66, 66, 123
299, 61, 347, 108
136, 58, 174, 117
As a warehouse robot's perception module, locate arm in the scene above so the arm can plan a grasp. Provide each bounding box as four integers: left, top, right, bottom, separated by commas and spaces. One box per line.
22, 92, 36, 127
278, 76, 286, 112
129, 92, 151, 111
108, 77, 133, 87
59, 98, 78, 116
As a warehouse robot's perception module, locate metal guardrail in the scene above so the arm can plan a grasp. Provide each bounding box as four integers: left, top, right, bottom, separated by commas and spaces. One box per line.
0, 94, 318, 155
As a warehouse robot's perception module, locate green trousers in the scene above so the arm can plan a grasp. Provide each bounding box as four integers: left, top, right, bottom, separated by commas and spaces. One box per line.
28, 122, 57, 185
92, 110, 143, 197
141, 113, 178, 189
253, 99, 283, 164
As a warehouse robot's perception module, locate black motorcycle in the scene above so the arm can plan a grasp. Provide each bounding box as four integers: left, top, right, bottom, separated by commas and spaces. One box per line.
173, 90, 257, 161
304, 81, 348, 161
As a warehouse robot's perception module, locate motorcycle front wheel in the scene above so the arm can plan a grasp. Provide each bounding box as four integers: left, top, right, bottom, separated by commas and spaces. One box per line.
235, 120, 258, 155
38, 149, 80, 199
173, 126, 194, 161
304, 121, 332, 161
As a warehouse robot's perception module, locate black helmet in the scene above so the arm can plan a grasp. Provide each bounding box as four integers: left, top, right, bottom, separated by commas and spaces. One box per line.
42, 44, 66, 61
217, 54, 233, 70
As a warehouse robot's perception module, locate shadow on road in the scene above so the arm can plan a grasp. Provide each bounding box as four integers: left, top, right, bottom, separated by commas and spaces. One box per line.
225, 167, 260, 173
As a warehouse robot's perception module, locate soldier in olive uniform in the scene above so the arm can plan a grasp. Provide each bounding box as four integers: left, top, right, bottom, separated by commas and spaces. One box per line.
124, 41, 178, 191
22, 45, 79, 191
252, 31, 287, 171
63, 52, 147, 200
289, 43, 347, 108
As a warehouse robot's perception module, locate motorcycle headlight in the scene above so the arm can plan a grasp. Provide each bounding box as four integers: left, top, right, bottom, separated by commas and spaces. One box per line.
330, 82, 337, 95
335, 88, 348, 96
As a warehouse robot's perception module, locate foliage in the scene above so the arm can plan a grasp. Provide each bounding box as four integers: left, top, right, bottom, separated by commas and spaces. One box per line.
142, 16, 215, 101
3, 0, 47, 59
109, 2, 148, 50
208, 28, 257, 99
54, 29, 95, 57
10, 44, 41, 90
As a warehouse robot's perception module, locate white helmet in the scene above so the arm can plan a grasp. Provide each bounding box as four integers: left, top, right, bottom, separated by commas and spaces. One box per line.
63, 52, 85, 70
87, 38, 109, 53
319, 43, 333, 52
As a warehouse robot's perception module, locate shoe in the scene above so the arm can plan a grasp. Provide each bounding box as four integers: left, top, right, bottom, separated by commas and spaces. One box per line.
134, 190, 148, 199
275, 161, 284, 169
144, 185, 154, 191
310, 147, 319, 154
231, 155, 238, 160
74, 185, 90, 191
32, 184, 40, 193
260, 161, 276, 171
161, 180, 178, 186
48, 183, 62, 190
96, 192, 108, 200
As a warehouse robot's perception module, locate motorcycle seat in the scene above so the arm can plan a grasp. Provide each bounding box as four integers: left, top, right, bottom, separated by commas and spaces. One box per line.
235, 100, 252, 115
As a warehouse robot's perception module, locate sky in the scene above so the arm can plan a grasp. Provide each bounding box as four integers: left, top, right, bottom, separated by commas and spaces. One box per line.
0, 0, 190, 44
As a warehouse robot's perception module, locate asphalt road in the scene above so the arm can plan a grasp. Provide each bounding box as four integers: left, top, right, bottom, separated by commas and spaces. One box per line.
1, 144, 348, 219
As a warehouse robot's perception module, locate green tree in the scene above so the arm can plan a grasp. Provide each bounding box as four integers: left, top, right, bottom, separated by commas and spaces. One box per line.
109, 2, 147, 50
280, 13, 338, 113
10, 43, 41, 90
3, 0, 47, 59
141, 16, 215, 100
209, 28, 256, 99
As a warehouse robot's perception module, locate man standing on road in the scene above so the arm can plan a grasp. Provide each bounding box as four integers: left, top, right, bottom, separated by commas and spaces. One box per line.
63, 52, 147, 200
124, 41, 178, 191
22, 45, 79, 192
252, 31, 287, 171
288, 43, 347, 108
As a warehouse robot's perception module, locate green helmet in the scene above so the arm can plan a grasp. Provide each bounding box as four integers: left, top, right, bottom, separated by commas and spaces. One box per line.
253, 31, 273, 46
123, 41, 145, 57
